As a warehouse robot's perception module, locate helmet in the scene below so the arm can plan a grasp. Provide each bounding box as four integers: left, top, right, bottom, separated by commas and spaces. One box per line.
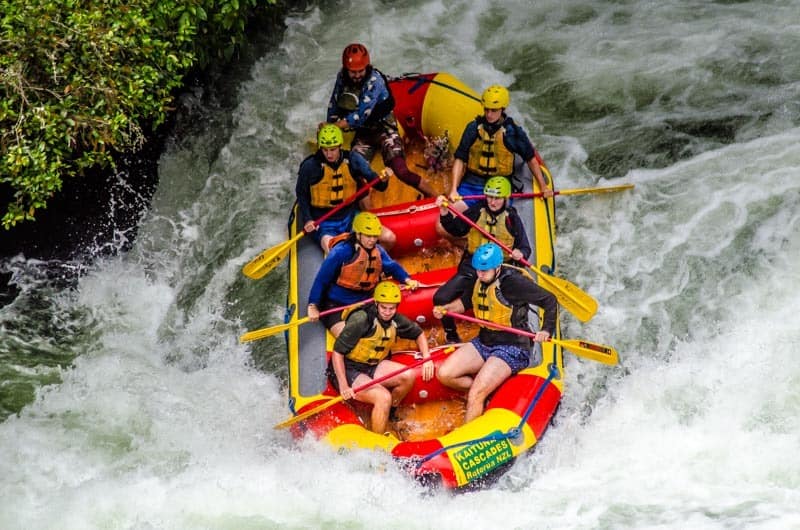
483, 176, 512, 198
352, 211, 382, 236
317, 124, 343, 148
472, 242, 504, 271
481, 85, 509, 109
342, 43, 370, 71
373, 281, 402, 304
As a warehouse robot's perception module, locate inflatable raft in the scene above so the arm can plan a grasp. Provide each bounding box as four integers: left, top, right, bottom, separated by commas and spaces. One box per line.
281, 73, 564, 490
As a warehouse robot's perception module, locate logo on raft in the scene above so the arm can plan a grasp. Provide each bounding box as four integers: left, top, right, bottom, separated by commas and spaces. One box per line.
450, 433, 514, 483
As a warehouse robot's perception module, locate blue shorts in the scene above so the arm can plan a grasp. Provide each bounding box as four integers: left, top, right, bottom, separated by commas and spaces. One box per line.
309, 210, 357, 243
457, 178, 487, 208
470, 338, 530, 374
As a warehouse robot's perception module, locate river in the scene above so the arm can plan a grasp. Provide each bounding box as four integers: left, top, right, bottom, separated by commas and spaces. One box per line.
2, 1, 799, 528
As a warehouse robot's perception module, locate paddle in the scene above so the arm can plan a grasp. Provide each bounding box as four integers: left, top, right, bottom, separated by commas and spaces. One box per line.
239, 298, 374, 343
274, 346, 454, 430
442, 310, 618, 365
242, 175, 383, 280
239, 281, 444, 343
443, 201, 598, 322
461, 183, 634, 201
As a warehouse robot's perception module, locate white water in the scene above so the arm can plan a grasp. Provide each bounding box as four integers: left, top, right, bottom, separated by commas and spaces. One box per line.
2, 1, 800, 528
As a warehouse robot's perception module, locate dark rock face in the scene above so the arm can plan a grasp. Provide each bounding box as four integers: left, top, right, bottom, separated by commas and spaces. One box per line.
1, 141, 162, 262
0, 133, 162, 305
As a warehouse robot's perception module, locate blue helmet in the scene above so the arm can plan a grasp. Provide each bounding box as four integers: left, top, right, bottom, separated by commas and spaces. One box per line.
472, 242, 504, 271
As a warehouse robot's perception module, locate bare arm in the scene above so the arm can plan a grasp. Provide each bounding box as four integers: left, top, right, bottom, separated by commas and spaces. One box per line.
416, 332, 434, 381
527, 157, 553, 198
433, 298, 466, 319
449, 159, 466, 199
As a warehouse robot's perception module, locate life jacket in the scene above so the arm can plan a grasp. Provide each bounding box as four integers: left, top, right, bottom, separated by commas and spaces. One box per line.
466, 206, 515, 255
345, 305, 398, 365
335, 238, 383, 292
467, 120, 515, 178
309, 155, 358, 209
471, 267, 532, 348
471, 274, 515, 328
334, 66, 396, 129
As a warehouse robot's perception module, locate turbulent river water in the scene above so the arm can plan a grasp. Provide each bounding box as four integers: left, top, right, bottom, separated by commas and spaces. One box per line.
2, 1, 799, 528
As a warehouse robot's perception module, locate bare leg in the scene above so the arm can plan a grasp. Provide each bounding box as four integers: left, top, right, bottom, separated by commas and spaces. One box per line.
436, 343, 484, 392
379, 226, 396, 251
374, 360, 415, 406
464, 357, 512, 422
351, 374, 393, 434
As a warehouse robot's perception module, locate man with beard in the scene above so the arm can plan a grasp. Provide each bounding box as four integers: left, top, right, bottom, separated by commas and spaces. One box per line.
296, 123, 395, 252
433, 242, 557, 422
326, 43, 437, 198
328, 281, 433, 434
433, 176, 531, 344
307, 211, 418, 337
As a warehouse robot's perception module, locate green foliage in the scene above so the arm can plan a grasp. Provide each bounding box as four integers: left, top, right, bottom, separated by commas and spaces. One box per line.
0, 0, 276, 229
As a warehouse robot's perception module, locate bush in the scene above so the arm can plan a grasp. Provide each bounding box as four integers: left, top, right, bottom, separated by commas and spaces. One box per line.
0, 0, 278, 229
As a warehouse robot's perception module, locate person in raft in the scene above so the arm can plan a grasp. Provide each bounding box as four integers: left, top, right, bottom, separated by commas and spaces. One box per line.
296, 123, 396, 253
326, 42, 437, 199
307, 211, 418, 337
433, 242, 557, 422
328, 281, 433, 434
432, 176, 531, 344
446, 84, 553, 213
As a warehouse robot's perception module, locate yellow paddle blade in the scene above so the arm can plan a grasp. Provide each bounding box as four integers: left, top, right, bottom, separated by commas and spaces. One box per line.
240, 316, 311, 343
558, 183, 634, 196
242, 232, 304, 280
274, 396, 343, 430
531, 269, 598, 323
552, 338, 619, 365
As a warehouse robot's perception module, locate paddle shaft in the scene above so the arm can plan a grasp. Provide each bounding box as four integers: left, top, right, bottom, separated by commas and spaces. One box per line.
239, 297, 375, 343
461, 183, 634, 201
274, 346, 452, 429
242, 175, 383, 279
306, 175, 383, 230
240, 281, 445, 343
444, 203, 535, 270
443, 310, 618, 365
443, 201, 598, 323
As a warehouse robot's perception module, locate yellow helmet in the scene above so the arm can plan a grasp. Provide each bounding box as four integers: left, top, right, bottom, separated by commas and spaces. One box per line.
374, 281, 402, 304
352, 211, 382, 236
317, 124, 343, 148
481, 85, 509, 109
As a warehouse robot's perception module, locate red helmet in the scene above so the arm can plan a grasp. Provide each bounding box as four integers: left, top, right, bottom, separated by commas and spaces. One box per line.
342, 43, 370, 71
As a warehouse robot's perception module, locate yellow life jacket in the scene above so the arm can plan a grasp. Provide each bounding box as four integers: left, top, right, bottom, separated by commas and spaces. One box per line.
467, 123, 515, 178
466, 207, 515, 255
471, 276, 515, 328
346, 317, 398, 365
309, 158, 358, 209
336, 243, 383, 292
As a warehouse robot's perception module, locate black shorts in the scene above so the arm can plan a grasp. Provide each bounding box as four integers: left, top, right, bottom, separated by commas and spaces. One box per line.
327, 357, 380, 390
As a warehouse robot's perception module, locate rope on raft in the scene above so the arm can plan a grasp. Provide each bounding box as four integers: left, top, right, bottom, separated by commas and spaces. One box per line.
411, 362, 561, 469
